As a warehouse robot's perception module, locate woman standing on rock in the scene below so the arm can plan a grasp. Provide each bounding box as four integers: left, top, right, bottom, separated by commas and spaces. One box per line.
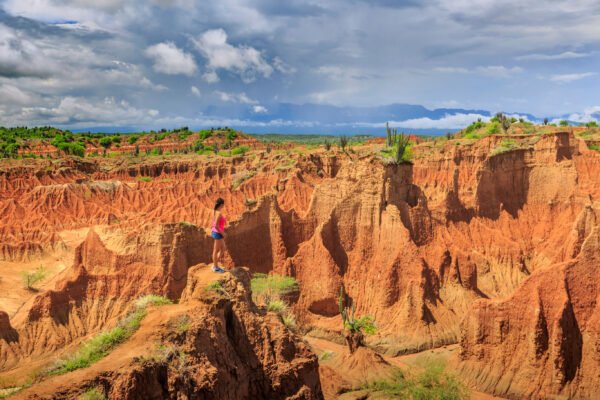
211, 197, 227, 273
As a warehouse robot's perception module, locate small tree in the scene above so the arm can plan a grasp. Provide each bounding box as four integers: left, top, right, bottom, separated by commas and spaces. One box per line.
339, 135, 349, 152
559, 120, 569, 127
501, 116, 511, 133
338, 286, 376, 353
543, 118, 549, 126
324, 140, 332, 151
99, 137, 112, 153
22, 265, 47, 290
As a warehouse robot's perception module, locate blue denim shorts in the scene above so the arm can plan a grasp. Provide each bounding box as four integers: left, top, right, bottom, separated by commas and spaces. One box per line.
211, 231, 224, 240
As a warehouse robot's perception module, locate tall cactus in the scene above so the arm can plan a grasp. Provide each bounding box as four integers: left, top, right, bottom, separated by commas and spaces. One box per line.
385, 122, 391, 147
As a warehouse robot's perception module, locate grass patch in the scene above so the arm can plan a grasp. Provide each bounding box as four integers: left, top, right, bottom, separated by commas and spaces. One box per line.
318, 350, 335, 362
175, 315, 190, 333
281, 314, 297, 330
589, 143, 599, 152
363, 359, 468, 400
267, 299, 287, 313
251, 273, 298, 304
231, 145, 250, 156
137, 176, 152, 183
49, 295, 171, 375
0, 387, 22, 399
79, 388, 107, 400
135, 294, 173, 309
232, 170, 255, 190
491, 138, 518, 156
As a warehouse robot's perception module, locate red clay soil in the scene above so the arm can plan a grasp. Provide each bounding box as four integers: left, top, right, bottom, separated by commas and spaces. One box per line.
11, 265, 323, 399
0, 132, 599, 399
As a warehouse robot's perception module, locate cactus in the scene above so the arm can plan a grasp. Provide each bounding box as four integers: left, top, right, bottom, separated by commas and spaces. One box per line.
385, 122, 391, 147
338, 286, 376, 353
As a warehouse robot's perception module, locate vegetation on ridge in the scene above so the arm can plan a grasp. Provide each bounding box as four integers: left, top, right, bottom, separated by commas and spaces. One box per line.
48, 294, 172, 375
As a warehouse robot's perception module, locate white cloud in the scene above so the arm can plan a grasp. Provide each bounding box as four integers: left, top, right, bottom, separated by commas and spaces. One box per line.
192, 28, 273, 83
549, 72, 595, 83
216, 91, 258, 104
475, 66, 523, 78
145, 42, 197, 76
190, 86, 201, 97
433, 67, 469, 74
565, 106, 600, 123
253, 105, 267, 113
516, 51, 590, 61
434, 65, 523, 78
273, 57, 296, 75
202, 70, 220, 83
0, 95, 160, 127
0, 84, 39, 105
391, 113, 491, 130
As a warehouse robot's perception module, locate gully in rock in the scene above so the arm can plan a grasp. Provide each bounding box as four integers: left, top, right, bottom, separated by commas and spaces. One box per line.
211, 197, 228, 273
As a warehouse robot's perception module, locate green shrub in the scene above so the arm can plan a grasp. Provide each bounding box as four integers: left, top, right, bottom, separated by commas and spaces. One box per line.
99, 137, 112, 149
231, 145, 249, 156
585, 121, 598, 127
128, 135, 139, 144
486, 121, 500, 135
462, 132, 480, 140
198, 130, 212, 141
137, 176, 152, 183
589, 144, 599, 152
193, 140, 204, 152
21, 266, 47, 290
464, 120, 485, 135
559, 120, 569, 127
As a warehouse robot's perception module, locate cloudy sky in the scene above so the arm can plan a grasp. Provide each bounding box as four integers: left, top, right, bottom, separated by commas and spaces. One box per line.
0, 0, 599, 133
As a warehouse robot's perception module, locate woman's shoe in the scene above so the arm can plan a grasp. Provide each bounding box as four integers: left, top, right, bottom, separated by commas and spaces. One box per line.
211, 265, 225, 273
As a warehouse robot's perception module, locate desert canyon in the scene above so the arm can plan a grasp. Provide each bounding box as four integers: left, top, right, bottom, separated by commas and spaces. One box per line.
0, 127, 599, 400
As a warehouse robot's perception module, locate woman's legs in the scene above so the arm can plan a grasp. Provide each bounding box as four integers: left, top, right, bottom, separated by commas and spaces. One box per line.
212, 240, 220, 268
217, 239, 226, 268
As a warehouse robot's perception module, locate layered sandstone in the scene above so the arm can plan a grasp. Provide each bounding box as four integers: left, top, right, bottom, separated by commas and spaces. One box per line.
13, 266, 323, 400
0, 132, 598, 399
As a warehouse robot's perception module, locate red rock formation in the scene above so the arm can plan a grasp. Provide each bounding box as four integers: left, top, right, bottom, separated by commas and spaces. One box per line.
459, 225, 600, 399
12, 266, 323, 399
1, 131, 598, 398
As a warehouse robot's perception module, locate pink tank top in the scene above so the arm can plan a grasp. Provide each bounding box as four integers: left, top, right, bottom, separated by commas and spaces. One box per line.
211, 214, 226, 233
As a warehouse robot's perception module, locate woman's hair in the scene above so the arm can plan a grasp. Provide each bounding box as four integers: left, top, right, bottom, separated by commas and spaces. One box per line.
214, 197, 225, 212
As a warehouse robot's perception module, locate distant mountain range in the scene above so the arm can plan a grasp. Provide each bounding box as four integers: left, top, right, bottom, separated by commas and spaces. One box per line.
77, 102, 550, 135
